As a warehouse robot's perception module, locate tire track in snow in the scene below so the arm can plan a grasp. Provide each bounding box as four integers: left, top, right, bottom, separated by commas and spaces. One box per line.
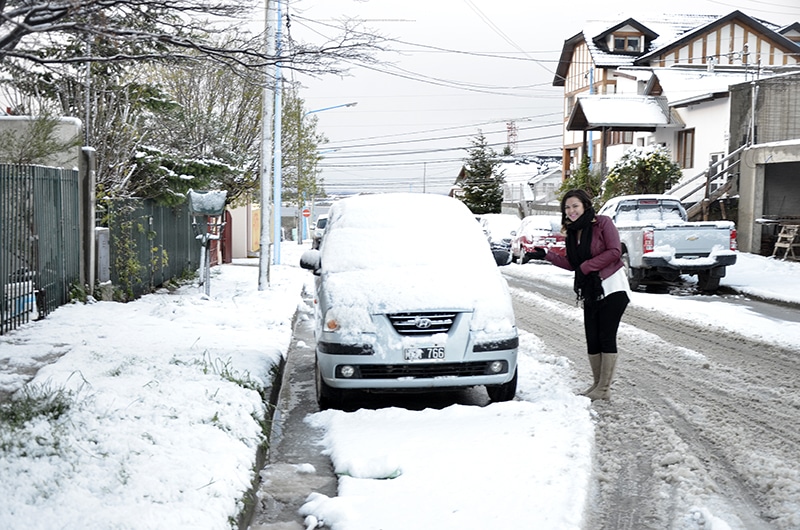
509, 277, 799, 529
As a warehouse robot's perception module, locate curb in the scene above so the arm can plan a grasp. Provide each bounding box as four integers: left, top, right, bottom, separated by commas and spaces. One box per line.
245, 307, 337, 529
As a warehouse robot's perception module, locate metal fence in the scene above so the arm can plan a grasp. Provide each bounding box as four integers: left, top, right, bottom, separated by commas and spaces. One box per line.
104, 199, 199, 301
2, 163, 201, 334
1, 164, 80, 334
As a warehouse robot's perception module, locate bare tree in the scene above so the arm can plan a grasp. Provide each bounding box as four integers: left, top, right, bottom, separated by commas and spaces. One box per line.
0, 0, 384, 202
134, 56, 265, 205
0, 0, 381, 76
280, 85, 327, 208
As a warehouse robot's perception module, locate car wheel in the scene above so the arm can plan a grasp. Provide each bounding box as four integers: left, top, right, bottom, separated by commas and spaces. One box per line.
493, 249, 511, 266
621, 252, 640, 291
315, 359, 344, 410
486, 368, 517, 402
520, 253, 531, 265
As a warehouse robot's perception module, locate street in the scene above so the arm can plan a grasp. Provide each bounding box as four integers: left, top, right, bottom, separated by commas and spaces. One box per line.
505, 266, 800, 530
255, 263, 800, 529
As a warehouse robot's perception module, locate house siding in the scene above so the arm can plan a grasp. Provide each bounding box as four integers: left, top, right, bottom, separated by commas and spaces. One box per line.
649, 21, 797, 69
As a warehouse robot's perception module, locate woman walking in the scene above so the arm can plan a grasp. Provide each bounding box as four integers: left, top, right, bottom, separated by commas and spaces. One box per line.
535, 189, 630, 400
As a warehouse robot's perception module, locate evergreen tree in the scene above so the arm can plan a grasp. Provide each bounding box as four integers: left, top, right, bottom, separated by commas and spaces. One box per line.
460, 131, 504, 214
600, 145, 682, 204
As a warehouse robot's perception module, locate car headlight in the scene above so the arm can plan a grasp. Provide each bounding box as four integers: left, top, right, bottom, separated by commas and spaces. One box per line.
323, 306, 375, 335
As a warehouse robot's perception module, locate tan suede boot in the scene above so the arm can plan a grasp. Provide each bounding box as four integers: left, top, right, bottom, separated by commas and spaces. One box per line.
586, 353, 618, 401
580, 354, 602, 395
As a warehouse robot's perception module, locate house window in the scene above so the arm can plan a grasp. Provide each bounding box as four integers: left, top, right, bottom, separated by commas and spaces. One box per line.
708, 152, 725, 192
608, 131, 633, 145
613, 34, 641, 52
677, 129, 695, 169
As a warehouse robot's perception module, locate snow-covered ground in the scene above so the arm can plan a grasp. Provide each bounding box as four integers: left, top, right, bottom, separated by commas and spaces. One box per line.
0, 242, 798, 530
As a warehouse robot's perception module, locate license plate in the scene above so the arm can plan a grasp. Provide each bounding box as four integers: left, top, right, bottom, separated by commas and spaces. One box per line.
403, 346, 445, 361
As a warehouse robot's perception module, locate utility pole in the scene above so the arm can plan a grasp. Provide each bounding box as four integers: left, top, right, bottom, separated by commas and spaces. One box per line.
258, 0, 276, 290
272, 0, 284, 264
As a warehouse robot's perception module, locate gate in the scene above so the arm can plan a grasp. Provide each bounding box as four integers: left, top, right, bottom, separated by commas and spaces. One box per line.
1, 165, 80, 334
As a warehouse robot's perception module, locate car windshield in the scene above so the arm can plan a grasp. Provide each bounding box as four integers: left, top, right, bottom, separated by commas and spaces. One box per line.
522, 216, 561, 233
317, 217, 327, 229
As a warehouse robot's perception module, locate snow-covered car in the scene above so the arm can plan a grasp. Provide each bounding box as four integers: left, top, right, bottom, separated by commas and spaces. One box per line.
300, 193, 519, 409
311, 214, 328, 249
511, 215, 565, 263
478, 213, 521, 266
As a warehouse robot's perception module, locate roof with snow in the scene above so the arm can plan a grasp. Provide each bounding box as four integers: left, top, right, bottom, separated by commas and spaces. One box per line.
566, 95, 679, 132
634, 11, 800, 65
554, 14, 720, 85
553, 11, 799, 86
617, 67, 758, 108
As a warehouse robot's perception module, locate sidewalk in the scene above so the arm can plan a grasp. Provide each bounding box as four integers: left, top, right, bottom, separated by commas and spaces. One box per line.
249, 303, 337, 530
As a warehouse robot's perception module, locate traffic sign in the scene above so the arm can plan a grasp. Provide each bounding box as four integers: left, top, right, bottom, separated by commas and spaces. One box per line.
302, 208, 311, 218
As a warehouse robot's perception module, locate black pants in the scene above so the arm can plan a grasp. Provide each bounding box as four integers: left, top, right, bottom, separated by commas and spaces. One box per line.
584, 291, 629, 355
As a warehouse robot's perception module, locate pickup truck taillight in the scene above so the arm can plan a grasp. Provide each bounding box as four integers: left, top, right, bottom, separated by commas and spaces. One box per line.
730, 228, 738, 251
643, 228, 654, 254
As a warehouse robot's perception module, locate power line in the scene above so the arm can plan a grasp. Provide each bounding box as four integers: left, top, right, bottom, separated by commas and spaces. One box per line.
322, 112, 563, 146
324, 121, 562, 151
319, 134, 563, 160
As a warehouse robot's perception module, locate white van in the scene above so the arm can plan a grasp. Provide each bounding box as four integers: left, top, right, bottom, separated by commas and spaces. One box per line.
300, 193, 519, 409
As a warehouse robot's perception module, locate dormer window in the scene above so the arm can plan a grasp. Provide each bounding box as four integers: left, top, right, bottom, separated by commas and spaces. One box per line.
613, 34, 641, 52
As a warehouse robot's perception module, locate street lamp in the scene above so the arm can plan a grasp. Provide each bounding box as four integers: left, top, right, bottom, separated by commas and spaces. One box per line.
274, 101, 357, 260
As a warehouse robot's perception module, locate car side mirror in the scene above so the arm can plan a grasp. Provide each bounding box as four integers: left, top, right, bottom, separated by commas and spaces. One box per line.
300, 249, 321, 274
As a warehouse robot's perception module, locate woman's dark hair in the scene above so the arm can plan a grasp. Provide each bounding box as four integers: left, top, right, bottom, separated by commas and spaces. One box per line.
560, 189, 595, 228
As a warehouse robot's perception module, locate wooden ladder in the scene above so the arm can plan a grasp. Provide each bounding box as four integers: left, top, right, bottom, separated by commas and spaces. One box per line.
771, 224, 800, 260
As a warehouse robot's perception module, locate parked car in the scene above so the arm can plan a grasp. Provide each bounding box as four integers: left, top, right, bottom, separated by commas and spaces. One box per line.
312, 214, 328, 249
597, 194, 737, 292
478, 213, 521, 266
511, 215, 565, 263
300, 193, 519, 409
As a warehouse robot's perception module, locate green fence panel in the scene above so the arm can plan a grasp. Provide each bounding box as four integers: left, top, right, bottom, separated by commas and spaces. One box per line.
2, 166, 199, 334
1, 165, 80, 335
106, 199, 198, 300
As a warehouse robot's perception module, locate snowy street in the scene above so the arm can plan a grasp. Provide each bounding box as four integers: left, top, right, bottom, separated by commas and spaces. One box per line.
505, 262, 800, 530
1, 243, 799, 529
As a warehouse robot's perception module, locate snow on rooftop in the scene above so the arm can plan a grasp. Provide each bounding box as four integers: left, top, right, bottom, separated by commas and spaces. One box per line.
574, 95, 670, 127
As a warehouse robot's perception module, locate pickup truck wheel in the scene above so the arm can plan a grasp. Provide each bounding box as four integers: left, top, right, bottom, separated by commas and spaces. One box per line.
622, 252, 640, 291
696, 271, 721, 293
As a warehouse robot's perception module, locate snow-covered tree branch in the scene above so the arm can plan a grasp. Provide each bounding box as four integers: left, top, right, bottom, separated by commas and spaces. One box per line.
0, 0, 382, 75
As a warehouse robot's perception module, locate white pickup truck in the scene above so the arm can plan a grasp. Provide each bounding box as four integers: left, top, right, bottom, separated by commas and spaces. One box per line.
598, 194, 737, 292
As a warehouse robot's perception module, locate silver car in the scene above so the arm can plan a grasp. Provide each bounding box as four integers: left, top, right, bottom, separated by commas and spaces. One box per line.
311, 214, 328, 249
300, 193, 519, 409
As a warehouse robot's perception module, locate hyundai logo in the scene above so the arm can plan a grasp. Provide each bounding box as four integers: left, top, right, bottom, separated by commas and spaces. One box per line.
414, 317, 433, 329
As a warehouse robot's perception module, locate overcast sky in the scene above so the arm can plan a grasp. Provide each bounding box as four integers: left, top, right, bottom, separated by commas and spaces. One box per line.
280, 0, 799, 196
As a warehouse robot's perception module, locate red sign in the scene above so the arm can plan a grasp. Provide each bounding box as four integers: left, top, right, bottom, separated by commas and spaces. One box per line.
302, 208, 311, 218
